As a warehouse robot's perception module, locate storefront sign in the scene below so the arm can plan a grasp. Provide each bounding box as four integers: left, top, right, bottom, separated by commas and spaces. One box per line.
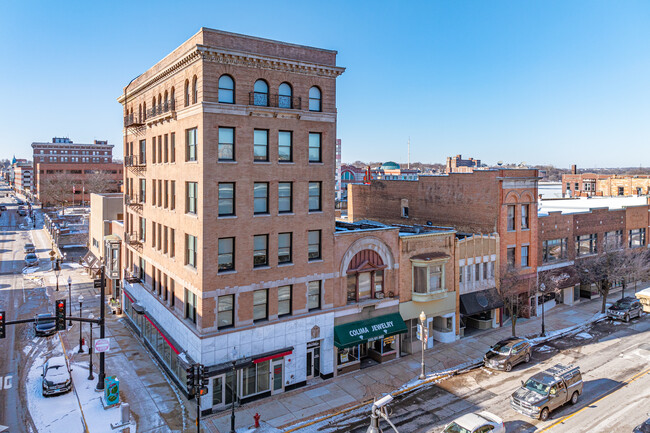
340, 352, 349, 363
348, 320, 394, 338
334, 313, 408, 349
384, 336, 395, 344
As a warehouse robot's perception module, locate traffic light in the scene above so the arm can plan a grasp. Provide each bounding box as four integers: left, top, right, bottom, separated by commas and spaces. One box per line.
55, 300, 66, 331
186, 364, 196, 393
0, 311, 5, 339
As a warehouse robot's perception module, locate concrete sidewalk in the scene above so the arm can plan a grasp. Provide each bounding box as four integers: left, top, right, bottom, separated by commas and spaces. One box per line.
204, 292, 642, 433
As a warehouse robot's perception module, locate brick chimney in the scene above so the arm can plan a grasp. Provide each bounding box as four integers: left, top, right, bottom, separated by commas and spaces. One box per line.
571, 164, 577, 174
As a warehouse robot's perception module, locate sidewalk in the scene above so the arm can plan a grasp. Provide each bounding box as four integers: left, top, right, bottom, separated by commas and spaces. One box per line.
204, 292, 639, 433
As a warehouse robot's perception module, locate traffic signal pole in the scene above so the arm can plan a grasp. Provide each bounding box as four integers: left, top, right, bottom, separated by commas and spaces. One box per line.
97, 266, 106, 391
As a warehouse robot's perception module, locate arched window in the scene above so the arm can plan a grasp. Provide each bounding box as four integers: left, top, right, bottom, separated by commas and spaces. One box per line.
342, 171, 354, 180
253, 79, 269, 106
278, 82, 292, 108
309, 86, 321, 112
218, 75, 235, 104
346, 250, 386, 303
184, 80, 190, 107
192, 75, 198, 104
170, 87, 175, 110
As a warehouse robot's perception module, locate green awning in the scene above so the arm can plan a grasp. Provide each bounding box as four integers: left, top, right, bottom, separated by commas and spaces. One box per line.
334, 313, 408, 349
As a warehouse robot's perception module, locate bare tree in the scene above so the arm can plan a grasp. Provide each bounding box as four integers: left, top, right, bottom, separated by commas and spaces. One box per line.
39, 172, 75, 208
84, 170, 119, 194
495, 265, 535, 337
618, 248, 650, 298
575, 251, 625, 313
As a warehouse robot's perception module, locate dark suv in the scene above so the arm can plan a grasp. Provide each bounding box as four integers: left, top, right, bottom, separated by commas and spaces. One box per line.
484, 337, 532, 372
607, 297, 643, 322
34, 314, 57, 337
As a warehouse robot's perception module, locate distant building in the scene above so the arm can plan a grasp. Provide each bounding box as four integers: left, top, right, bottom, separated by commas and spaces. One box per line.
371, 161, 418, 181
340, 164, 366, 200
445, 154, 481, 173
335, 139, 342, 200
11, 158, 33, 196
31, 138, 122, 206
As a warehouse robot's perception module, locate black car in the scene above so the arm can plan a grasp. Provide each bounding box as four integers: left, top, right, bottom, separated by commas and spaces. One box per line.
34, 314, 57, 337
42, 356, 72, 396
23, 243, 36, 254
607, 297, 643, 322
484, 337, 532, 372
634, 418, 650, 433
0, 205, 6, 211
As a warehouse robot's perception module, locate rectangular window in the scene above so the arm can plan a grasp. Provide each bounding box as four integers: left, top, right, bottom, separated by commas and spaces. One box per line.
253, 234, 268, 267
618, 186, 625, 196
521, 204, 529, 230
164, 180, 169, 208
163, 226, 168, 254
140, 179, 146, 203
474, 263, 481, 281
278, 182, 292, 213
158, 179, 162, 206
308, 281, 321, 310
308, 181, 322, 212
164, 134, 168, 163
308, 132, 321, 162
170, 180, 176, 210
308, 230, 321, 261
185, 288, 197, 324
170, 278, 175, 307
253, 129, 268, 162
157, 223, 162, 250
185, 234, 197, 268
507, 247, 516, 269
152, 179, 157, 206
278, 285, 292, 317
253, 182, 269, 214
152, 136, 157, 164
253, 289, 268, 322
139, 139, 146, 164
170, 229, 175, 258
140, 217, 146, 242
186, 128, 197, 162
218, 295, 234, 328
218, 127, 234, 161
152, 222, 156, 248
158, 135, 162, 163
218, 183, 235, 216
507, 205, 515, 231
576, 234, 598, 256
186, 182, 197, 214
170, 132, 175, 163
218, 237, 235, 272
278, 131, 292, 162
521, 245, 529, 267
278, 232, 292, 264
629, 228, 646, 248
542, 238, 568, 263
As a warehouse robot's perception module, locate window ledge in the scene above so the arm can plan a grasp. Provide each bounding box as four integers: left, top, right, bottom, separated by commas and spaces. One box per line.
217, 215, 237, 220
308, 161, 324, 165
218, 160, 237, 164
309, 259, 323, 263
278, 212, 294, 216
521, 228, 530, 231
253, 161, 271, 164
254, 265, 271, 270
412, 290, 448, 303
277, 262, 293, 267
253, 213, 270, 217
185, 265, 198, 273
185, 161, 199, 164
309, 210, 323, 214
278, 161, 294, 164
218, 269, 237, 275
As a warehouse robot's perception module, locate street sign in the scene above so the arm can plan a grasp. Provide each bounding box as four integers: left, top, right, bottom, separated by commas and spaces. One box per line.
94, 279, 102, 288
94, 338, 110, 353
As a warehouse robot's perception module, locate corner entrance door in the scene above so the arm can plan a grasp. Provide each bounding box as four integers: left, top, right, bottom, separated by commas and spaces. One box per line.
212, 371, 237, 410
271, 358, 284, 395
306, 342, 321, 380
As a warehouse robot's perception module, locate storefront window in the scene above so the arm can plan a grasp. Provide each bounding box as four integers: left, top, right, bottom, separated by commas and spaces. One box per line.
381, 336, 396, 353
346, 275, 356, 303
338, 345, 359, 365
241, 360, 271, 397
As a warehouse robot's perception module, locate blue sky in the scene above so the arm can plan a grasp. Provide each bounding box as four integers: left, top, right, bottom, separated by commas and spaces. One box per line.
1, 0, 649, 167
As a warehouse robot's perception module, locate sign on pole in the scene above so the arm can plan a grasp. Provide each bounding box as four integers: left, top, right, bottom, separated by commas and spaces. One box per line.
94, 279, 102, 288
94, 338, 110, 353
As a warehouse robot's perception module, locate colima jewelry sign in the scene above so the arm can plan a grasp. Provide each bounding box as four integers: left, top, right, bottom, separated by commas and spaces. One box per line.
349, 320, 394, 338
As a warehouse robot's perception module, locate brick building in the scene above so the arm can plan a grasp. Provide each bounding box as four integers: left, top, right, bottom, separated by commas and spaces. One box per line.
339, 164, 366, 200
445, 154, 482, 173
348, 169, 540, 315
119, 28, 344, 412
31, 137, 122, 205
12, 159, 33, 197
559, 164, 650, 197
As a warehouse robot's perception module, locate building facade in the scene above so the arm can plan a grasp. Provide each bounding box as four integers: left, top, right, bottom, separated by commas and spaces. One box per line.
12, 160, 33, 196
445, 154, 482, 173
119, 28, 344, 413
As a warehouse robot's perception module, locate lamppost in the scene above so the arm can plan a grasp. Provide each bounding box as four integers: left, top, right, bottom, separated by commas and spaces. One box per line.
230, 348, 237, 433
54, 259, 61, 292
88, 313, 94, 380
539, 283, 546, 337
419, 311, 427, 380
67, 276, 73, 325
78, 294, 84, 353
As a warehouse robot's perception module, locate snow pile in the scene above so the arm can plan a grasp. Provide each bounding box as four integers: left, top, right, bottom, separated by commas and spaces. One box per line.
536, 345, 555, 353
574, 332, 593, 340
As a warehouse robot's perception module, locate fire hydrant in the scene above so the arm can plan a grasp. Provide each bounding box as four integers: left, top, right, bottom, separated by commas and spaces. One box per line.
254, 413, 261, 428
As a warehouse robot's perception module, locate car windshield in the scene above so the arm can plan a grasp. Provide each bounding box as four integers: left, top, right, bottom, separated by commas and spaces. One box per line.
37, 316, 54, 324
490, 343, 512, 354
26, 254, 36, 259
614, 301, 632, 309
443, 422, 471, 433
524, 379, 550, 395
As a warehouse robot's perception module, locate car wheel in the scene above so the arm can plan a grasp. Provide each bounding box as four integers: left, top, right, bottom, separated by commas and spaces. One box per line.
505, 362, 512, 372
539, 407, 550, 421
571, 391, 579, 405
525, 352, 531, 363
625, 314, 630, 323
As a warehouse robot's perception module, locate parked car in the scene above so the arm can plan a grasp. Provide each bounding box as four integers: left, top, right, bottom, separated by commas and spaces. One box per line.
607, 297, 643, 322
15, 199, 24, 205
634, 417, 650, 433
23, 243, 36, 254
41, 356, 72, 396
34, 314, 57, 337
484, 337, 532, 372
0, 205, 6, 211
442, 411, 505, 433
511, 364, 583, 421
24, 253, 39, 267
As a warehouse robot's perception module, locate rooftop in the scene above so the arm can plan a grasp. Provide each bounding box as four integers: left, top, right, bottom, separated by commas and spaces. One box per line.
539, 196, 648, 216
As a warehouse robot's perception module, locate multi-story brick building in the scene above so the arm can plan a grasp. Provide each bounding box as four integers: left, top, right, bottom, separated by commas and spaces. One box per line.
119, 28, 344, 412
31, 137, 122, 205
348, 169, 540, 316
12, 159, 33, 197
560, 165, 650, 197
445, 154, 482, 173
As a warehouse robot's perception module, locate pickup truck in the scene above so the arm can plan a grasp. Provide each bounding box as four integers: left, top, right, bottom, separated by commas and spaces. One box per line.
511, 364, 582, 421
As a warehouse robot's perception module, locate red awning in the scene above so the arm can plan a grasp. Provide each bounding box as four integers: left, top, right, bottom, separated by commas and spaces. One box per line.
253, 350, 292, 364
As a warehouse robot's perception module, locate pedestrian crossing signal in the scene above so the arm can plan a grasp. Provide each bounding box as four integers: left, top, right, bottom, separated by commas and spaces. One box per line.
55, 300, 66, 331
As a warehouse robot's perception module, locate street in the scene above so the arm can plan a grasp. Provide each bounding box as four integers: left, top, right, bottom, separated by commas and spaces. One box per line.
312, 314, 650, 433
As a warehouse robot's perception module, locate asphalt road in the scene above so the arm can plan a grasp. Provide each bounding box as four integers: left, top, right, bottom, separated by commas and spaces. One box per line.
317, 313, 650, 433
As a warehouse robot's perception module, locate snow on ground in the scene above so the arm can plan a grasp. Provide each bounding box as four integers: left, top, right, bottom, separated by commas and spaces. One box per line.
23, 345, 32, 355
536, 345, 555, 353
574, 332, 593, 340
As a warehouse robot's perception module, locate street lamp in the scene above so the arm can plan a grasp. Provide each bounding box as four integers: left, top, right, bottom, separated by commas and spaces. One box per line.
540, 283, 546, 337
78, 294, 84, 353
230, 347, 237, 433
54, 259, 61, 292
419, 311, 427, 380
67, 276, 73, 326
88, 313, 94, 380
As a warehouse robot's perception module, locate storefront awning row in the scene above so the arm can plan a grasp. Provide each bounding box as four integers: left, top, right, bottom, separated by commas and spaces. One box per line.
334, 313, 407, 349
460, 288, 504, 316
